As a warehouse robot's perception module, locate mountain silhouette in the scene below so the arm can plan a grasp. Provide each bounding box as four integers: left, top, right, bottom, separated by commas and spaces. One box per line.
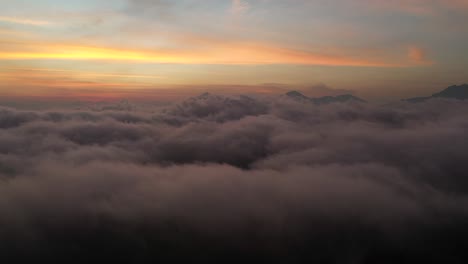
405, 84, 468, 103
285, 91, 366, 104
285, 91, 312, 102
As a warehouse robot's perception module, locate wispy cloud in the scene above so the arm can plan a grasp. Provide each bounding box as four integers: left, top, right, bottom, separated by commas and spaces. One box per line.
0, 16, 51, 26
5, 68, 163, 79
231, 0, 250, 16
407, 46, 433, 65
0, 67, 164, 96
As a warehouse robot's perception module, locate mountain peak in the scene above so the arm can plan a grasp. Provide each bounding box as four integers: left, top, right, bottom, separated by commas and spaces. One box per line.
285, 91, 366, 104
286, 91, 308, 98
312, 94, 366, 104
197, 92, 212, 98
334, 94, 367, 103
405, 84, 468, 102
432, 84, 468, 99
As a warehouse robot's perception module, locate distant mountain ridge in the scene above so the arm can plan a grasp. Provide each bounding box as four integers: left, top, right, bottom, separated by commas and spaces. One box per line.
285, 91, 366, 104
405, 84, 468, 103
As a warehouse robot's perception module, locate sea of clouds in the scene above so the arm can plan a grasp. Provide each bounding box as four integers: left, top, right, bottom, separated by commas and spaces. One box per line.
1, 94, 468, 263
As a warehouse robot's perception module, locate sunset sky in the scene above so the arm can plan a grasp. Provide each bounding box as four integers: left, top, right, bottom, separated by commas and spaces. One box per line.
1, 0, 467, 100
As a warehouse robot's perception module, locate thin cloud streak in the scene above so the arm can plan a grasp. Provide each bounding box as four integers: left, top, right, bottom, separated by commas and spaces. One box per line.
0, 16, 51, 26
3, 68, 164, 79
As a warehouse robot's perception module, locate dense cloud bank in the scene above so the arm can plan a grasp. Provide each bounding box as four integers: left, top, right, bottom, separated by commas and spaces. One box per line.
1, 95, 468, 263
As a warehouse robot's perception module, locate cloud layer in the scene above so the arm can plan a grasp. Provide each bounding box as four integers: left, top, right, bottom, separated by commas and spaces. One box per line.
1, 95, 468, 262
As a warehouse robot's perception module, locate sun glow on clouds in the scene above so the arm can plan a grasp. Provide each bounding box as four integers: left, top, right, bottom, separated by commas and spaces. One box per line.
0, 67, 164, 94
408, 46, 431, 64
1, 68, 163, 80
0, 41, 426, 67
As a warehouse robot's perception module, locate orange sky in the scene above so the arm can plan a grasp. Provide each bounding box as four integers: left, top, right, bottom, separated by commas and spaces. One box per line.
0, 0, 467, 100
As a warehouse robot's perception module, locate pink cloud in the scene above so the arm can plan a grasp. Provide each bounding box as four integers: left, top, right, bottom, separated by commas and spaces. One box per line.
407, 46, 431, 64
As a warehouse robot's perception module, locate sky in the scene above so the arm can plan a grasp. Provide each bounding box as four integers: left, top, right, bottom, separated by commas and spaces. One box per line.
0, 0, 467, 100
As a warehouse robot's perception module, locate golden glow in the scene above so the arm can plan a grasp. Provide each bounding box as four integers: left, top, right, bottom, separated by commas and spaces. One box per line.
0, 42, 415, 67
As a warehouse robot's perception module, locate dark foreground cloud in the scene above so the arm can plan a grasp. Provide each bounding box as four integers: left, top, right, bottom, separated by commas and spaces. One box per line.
1, 95, 468, 263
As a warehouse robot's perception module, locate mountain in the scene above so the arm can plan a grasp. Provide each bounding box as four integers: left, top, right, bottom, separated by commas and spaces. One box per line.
285, 91, 366, 104
285, 91, 312, 102
405, 84, 468, 103
433, 84, 468, 99
313, 94, 367, 104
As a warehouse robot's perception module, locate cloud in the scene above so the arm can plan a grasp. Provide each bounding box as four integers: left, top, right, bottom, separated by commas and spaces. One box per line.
0, 16, 51, 26
0, 40, 419, 67
407, 46, 431, 64
1, 95, 468, 262
231, 0, 251, 16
